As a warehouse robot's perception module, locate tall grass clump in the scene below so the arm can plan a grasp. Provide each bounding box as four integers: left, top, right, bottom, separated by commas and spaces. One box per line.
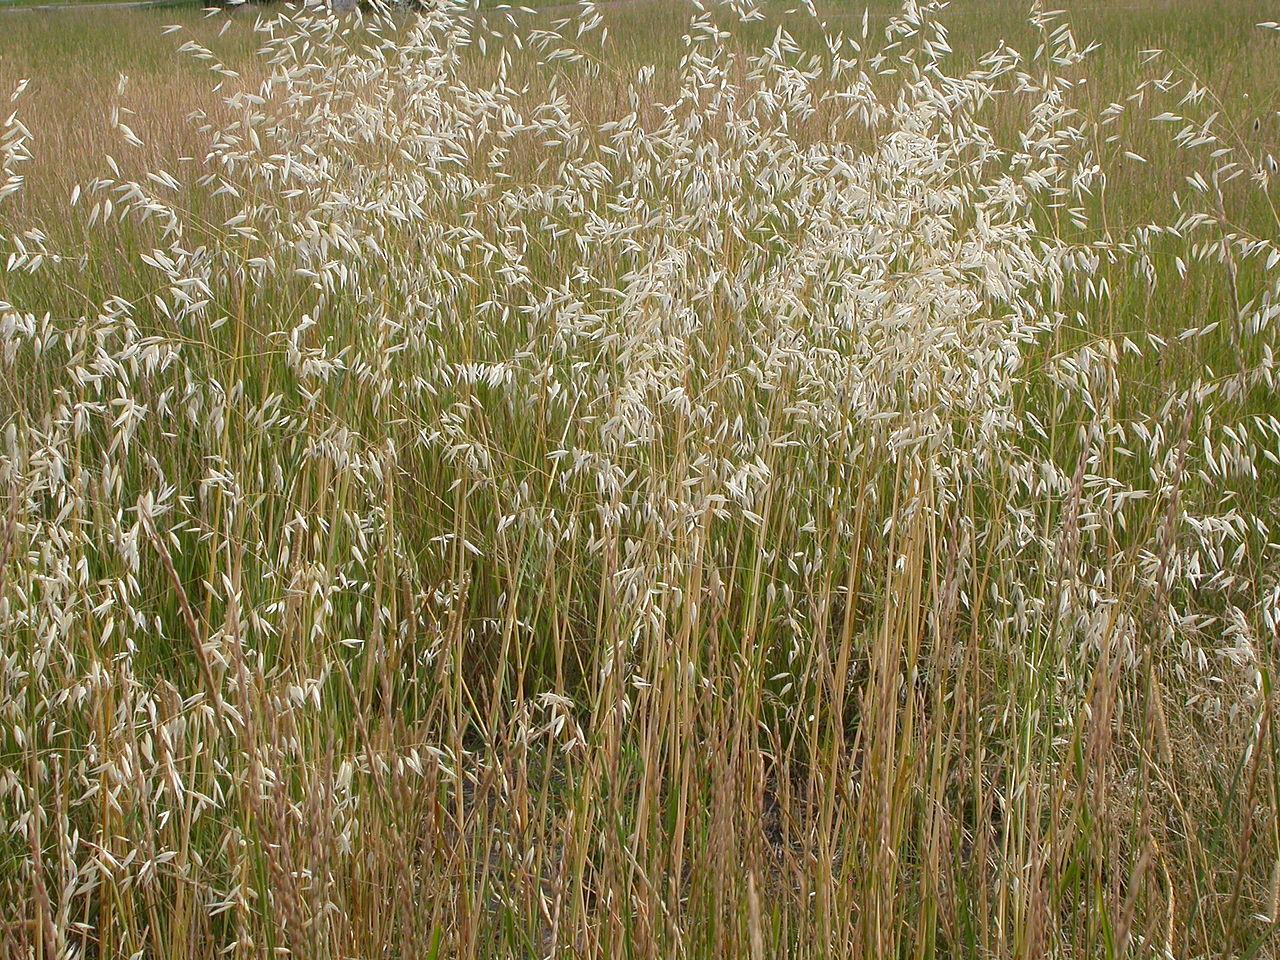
3, 2, 1280, 956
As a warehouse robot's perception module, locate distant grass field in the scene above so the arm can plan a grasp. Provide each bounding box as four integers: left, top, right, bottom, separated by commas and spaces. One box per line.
0, 0, 186, 9
2, 0, 1276, 211
3, 2, 1280, 958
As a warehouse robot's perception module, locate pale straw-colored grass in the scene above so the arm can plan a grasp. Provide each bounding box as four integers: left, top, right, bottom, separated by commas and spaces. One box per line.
2, 2, 1279, 957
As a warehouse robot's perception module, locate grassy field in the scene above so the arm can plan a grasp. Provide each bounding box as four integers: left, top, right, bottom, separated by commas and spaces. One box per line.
3, 1, 1280, 958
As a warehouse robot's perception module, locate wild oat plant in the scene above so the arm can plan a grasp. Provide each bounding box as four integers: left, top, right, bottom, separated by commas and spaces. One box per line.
2, 2, 1280, 957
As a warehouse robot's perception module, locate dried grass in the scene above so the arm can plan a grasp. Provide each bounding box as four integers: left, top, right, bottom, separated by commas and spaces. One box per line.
2, 2, 1280, 957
